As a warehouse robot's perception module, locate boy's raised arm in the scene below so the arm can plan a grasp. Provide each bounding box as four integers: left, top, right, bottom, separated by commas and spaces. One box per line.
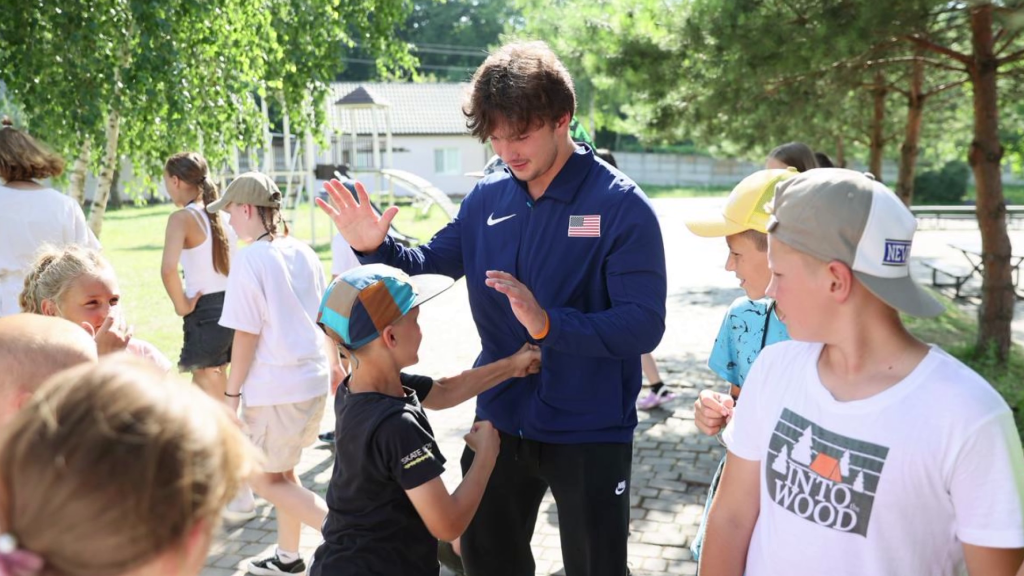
698, 452, 761, 576
422, 344, 541, 411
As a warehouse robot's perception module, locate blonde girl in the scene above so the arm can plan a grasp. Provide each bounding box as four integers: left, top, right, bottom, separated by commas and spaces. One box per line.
0, 355, 257, 576
161, 152, 236, 397
19, 244, 172, 371
0, 117, 99, 317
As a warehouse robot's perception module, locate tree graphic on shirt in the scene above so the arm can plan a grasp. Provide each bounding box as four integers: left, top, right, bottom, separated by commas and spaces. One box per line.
839, 451, 851, 477
772, 445, 790, 475
853, 471, 866, 493
791, 426, 814, 465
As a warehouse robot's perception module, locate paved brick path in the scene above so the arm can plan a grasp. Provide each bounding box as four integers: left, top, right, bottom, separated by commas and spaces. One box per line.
202, 199, 1024, 576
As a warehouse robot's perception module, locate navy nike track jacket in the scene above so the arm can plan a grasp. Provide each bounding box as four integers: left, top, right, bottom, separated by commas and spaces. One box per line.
359, 146, 667, 444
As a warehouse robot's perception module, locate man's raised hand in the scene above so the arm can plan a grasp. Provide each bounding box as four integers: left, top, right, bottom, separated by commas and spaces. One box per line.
316, 179, 399, 252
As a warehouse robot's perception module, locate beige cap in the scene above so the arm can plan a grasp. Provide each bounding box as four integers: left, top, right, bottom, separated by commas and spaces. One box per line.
768, 168, 944, 318
206, 172, 282, 213
685, 168, 798, 237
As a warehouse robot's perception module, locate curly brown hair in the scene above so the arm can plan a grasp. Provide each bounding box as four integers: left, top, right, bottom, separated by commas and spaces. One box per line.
463, 41, 576, 142
0, 119, 65, 182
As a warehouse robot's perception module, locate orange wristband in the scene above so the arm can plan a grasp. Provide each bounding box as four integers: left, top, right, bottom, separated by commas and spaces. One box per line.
530, 311, 550, 340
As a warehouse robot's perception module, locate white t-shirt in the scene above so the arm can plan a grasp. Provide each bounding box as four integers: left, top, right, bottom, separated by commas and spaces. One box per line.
723, 340, 1024, 576
331, 233, 360, 277
219, 235, 329, 407
0, 185, 100, 316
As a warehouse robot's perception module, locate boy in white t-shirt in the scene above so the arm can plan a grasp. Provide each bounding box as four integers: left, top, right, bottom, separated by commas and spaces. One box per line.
700, 169, 1024, 576
211, 172, 341, 576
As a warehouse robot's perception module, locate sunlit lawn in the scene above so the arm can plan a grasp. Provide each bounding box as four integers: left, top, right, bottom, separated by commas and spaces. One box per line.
101, 199, 454, 364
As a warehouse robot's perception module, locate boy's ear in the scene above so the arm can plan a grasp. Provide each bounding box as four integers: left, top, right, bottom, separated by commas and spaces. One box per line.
826, 260, 854, 303
381, 325, 398, 350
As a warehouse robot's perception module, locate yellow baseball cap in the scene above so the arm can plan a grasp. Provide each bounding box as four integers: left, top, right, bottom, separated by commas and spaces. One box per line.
684, 168, 798, 237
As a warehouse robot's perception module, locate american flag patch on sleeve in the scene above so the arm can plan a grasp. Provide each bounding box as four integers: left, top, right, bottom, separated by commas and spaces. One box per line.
568, 215, 601, 237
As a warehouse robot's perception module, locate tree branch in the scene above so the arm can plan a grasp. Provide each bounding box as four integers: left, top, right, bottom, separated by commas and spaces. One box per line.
863, 55, 967, 74
998, 47, 1024, 66
902, 34, 971, 64
996, 30, 1023, 57
920, 78, 969, 98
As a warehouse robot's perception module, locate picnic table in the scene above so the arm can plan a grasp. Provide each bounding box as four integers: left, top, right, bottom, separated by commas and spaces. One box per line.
924, 238, 1024, 298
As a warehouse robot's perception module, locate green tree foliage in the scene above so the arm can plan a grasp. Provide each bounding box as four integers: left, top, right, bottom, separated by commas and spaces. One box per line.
0, 0, 413, 234
340, 0, 519, 82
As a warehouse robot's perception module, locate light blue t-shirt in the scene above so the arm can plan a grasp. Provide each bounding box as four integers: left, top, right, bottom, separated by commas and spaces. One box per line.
707, 296, 789, 387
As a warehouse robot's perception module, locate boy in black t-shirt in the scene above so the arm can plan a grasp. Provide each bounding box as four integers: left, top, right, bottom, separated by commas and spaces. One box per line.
312, 264, 529, 576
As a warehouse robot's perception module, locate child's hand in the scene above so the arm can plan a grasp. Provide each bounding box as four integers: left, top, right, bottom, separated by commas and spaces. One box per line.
86, 314, 132, 356
510, 343, 541, 377
175, 291, 202, 317
694, 389, 735, 436
464, 420, 500, 461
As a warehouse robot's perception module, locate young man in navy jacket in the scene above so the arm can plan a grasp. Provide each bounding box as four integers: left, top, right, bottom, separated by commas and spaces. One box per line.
319, 40, 666, 576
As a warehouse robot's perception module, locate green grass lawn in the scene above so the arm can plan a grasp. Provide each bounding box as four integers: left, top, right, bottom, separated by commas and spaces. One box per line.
101, 199, 454, 363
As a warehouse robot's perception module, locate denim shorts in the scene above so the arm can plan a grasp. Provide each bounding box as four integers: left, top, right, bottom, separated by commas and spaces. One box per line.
178, 291, 233, 370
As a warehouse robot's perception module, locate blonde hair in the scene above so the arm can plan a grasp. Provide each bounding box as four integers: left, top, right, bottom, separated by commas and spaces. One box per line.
19, 245, 110, 315
0, 118, 65, 182
0, 355, 258, 576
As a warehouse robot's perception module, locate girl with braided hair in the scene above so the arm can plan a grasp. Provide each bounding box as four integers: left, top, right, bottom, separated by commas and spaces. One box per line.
161, 152, 237, 398
19, 244, 172, 371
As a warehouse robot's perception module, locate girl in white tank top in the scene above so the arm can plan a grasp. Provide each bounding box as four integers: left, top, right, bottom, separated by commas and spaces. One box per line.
160, 152, 237, 398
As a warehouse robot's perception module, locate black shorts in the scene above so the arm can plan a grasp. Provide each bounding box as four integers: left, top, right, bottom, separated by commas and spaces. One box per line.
178, 291, 233, 370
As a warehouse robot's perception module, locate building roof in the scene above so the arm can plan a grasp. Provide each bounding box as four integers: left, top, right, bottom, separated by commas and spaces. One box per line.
327, 82, 471, 136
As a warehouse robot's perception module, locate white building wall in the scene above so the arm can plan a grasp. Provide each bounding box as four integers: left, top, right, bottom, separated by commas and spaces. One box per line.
356, 134, 487, 197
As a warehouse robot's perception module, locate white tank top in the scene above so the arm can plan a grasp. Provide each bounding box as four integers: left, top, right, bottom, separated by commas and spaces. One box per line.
179, 204, 233, 298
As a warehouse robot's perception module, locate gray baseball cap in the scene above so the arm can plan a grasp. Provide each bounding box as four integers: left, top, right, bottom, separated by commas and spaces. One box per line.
767, 168, 944, 318
207, 172, 282, 213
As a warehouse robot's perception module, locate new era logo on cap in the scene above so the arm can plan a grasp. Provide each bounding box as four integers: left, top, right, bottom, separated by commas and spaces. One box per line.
770, 168, 943, 318
882, 240, 911, 266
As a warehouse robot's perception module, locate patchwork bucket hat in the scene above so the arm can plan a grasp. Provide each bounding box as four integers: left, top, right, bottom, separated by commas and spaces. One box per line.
767, 168, 943, 317
317, 264, 454, 349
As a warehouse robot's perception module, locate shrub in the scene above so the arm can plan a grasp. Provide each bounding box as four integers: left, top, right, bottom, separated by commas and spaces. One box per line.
913, 160, 970, 205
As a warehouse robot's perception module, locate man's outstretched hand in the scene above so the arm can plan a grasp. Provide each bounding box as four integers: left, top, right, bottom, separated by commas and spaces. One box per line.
485, 271, 547, 337
316, 179, 399, 253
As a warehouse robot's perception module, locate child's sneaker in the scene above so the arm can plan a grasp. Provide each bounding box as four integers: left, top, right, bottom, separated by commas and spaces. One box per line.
636, 386, 677, 410
223, 487, 257, 524
248, 554, 306, 576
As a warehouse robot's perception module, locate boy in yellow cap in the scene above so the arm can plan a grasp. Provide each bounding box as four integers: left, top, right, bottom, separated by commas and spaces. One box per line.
683, 168, 798, 561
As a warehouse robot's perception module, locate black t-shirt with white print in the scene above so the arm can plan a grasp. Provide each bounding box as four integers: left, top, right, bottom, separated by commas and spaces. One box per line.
311, 373, 445, 576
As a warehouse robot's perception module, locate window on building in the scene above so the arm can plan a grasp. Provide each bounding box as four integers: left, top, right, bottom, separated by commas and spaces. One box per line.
434, 148, 461, 175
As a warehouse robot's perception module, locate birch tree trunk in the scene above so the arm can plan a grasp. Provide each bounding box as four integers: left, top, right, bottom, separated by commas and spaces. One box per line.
87, 108, 120, 237
68, 137, 91, 207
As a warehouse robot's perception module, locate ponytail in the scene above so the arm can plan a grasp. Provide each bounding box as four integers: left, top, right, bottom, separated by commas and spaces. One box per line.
200, 175, 231, 276
165, 152, 231, 276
